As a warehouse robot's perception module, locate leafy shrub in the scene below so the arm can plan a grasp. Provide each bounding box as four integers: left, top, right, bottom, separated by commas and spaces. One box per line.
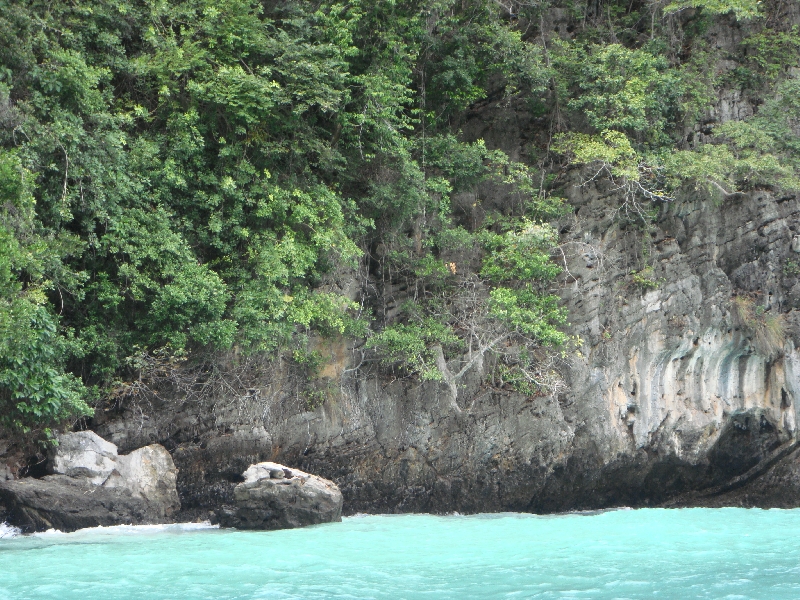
630, 267, 664, 290
480, 221, 561, 284
784, 259, 800, 277
0, 150, 90, 432
488, 289, 568, 347
664, 0, 762, 20
553, 42, 684, 147
366, 320, 462, 381
0, 302, 91, 433
666, 77, 800, 200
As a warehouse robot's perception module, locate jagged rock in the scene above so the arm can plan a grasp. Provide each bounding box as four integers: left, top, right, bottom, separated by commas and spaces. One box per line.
214, 462, 342, 530
0, 432, 179, 532
48, 430, 118, 484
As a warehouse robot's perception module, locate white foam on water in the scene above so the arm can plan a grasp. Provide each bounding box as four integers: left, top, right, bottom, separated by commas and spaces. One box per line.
0, 522, 21, 538
29, 521, 218, 538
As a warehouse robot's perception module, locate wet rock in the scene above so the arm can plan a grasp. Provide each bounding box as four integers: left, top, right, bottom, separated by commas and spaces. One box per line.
0, 432, 179, 532
214, 462, 342, 530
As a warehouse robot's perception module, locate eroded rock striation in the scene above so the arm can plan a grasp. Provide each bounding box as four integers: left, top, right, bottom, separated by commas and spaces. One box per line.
0, 431, 180, 532
214, 462, 342, 530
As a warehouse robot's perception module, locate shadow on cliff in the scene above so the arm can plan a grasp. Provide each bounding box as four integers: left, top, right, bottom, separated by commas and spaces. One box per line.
529, 408, 793, 512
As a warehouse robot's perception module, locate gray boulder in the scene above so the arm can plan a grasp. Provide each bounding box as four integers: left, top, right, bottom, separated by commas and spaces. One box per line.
0, 431, 180, 532
215, 462, 342, 530
48, 429, 118, 484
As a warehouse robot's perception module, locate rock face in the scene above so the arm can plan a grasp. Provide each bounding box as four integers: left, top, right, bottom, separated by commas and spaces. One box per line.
90, 10, 800, 518
0, 431, 180, 532
215, 462, 342, 530
92, 176, 800, 517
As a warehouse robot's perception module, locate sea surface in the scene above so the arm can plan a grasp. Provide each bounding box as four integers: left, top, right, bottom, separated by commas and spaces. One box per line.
1, 508, 799, 599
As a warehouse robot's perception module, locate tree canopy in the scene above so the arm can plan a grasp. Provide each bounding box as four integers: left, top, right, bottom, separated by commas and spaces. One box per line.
1, 0, 798, 434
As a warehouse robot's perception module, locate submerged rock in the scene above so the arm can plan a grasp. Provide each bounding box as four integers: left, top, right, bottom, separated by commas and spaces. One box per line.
0, 431, 180, 532
214, 462, 342, 530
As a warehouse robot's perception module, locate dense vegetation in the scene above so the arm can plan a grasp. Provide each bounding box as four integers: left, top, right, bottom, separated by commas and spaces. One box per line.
1, 0, 799, 435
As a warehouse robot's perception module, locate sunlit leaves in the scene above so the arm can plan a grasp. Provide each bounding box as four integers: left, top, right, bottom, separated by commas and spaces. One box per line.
488, 289, 567, 346
366, 320, 462, 381
664, 0, 762, 20
553, 42, 683, 147
480, 221, 561, 283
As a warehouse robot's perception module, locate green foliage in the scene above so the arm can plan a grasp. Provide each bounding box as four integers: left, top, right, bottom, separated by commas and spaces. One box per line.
0, 0, 379, 427
553, 129, 672, 215
480, 221, 561, 283
0, 150, 90, 431
664, 0, 762, 20
0, 0, 374, 381
553, 42, 684, 147
303, 384, 335, 412
553, 130, 640, 181
0, 302, 91, 433
0, 0, 574, 425
488, 288, 568, 346
15, 0, 799, 425
784, 259, 800, 277
480, 219, 569, 381
731, 27, 800, 88
666, 78, 800, 199
414, 3, 549, 121
369, 210, 569, 386
630, 267, 664, 290
366, 320, 461, 381
292, 347, 323, 373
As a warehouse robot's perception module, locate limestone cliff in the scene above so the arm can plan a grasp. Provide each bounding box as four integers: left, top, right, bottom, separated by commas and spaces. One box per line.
86, 8, 800, 518
86, 173, 800, 517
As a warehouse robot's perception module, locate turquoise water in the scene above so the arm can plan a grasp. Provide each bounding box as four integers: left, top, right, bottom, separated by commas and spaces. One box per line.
1, 508, 800, 599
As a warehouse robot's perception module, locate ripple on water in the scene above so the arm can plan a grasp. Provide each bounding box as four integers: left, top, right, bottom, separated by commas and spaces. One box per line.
1, 509, 800, 599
